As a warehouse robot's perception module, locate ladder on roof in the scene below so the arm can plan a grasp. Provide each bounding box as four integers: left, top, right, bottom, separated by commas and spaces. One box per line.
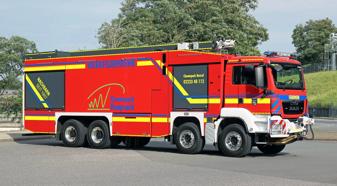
25, 41, 215, 60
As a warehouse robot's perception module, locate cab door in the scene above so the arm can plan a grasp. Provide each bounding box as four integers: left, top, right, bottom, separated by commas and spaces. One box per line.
230, 64, 268, 113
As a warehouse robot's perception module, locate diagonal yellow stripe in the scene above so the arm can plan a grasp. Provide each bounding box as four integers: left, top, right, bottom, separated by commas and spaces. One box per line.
172, 76, 189, 96
25, 74, 49, 108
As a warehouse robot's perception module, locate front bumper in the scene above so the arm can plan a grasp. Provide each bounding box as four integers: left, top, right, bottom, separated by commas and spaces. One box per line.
268, 116, 314, 138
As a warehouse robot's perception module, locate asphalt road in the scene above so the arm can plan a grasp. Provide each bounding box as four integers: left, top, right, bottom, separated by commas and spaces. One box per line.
311, 119, 337, 140
0, 138, 336, 186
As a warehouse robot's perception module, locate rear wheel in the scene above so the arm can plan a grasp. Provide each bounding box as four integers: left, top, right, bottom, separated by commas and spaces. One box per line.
218, 124, 252, 157
87, 120, 111, 149
61, 119, 87, 147
257, 144, 285, 155
174, 122, 204, 154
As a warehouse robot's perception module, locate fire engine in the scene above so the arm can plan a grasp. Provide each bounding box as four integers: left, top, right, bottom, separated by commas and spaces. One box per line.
23, 41, 314, 157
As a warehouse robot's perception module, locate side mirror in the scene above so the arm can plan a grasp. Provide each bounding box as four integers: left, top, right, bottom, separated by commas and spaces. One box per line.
255, 66, 265, 88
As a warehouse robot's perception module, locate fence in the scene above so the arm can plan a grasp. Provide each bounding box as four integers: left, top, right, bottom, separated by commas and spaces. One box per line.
302, 62, 334, 74
309, 107, 337, 118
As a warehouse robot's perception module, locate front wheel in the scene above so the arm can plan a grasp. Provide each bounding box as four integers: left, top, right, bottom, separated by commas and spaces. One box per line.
257, 144, 285, 155
218, 124, 252, 157
174, 122, 204, 154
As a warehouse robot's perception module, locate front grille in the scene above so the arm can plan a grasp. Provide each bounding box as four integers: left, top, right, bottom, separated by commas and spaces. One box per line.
283, 101, 304, 114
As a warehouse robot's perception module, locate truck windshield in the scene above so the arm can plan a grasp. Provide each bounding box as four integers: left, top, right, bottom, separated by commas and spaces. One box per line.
271, 63, 304, 90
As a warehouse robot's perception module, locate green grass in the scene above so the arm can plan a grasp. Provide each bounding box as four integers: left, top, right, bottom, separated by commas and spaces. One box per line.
305, 71, 337, 108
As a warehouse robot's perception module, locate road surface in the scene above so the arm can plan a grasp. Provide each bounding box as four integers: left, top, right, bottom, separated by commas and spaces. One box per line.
0, 138, 336, 186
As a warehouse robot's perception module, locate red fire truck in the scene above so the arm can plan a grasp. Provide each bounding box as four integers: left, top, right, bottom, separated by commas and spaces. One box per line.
23, 41, 314, 157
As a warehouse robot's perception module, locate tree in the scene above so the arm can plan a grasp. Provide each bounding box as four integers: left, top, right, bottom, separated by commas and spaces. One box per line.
0, 35, 37, 119
98, 0, 268, 55
292, 18, 337, 64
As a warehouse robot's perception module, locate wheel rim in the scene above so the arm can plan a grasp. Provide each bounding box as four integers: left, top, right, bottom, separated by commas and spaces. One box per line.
91, 126, 104, 144
65, 126, 77, 143
225, 131, 242, 151
179, 130, 195, 149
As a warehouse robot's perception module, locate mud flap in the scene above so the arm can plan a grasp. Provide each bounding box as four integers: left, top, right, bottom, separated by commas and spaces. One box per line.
205, 123, 216, 145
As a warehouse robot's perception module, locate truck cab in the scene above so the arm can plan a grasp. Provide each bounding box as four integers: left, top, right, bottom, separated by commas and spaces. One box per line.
215, 53, 314, 156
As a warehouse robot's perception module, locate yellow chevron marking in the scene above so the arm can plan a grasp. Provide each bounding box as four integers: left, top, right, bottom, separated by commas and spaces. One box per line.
137, 60, 154, 66
25, 116, 55, 121
25, 74, 49, 108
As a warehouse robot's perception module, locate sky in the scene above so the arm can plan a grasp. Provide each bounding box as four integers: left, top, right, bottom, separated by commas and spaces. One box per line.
0, 0, 336, 53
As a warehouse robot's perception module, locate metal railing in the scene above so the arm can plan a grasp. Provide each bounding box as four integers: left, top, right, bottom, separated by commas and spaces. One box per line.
309, 107, 337, 118
302, 62, 334, 74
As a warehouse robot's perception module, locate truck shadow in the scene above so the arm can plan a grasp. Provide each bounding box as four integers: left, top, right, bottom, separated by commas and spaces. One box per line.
15, 137, 290, 158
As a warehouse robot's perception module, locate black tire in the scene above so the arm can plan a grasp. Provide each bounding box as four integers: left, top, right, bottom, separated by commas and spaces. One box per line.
87, 120, 111, 149
218, 124, 252, 157
123, 137, 151, 148
135, 137, 151, 148
174, 122, 204, 154
110, 136, 123, 148
61, 119, 87, 147
123, 137, 136, 148
257, 144, 285, 155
